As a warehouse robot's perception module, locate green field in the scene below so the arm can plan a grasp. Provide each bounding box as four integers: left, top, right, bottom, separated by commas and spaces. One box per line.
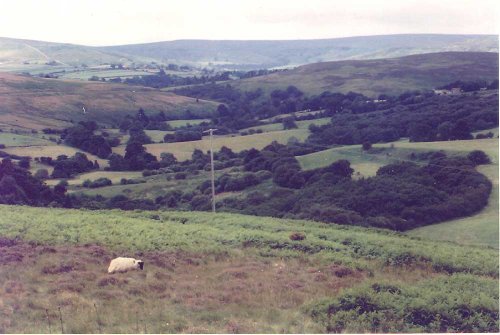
167, 119, 211, 129
0, 205, 497, 333
46, 171, 144, 186
297, 144, 383, 178
241, 117, 331, 134
3, 145, 109, 167
114, 129, 310, 161
0, 132, 54, 146
59, 69, 157, 80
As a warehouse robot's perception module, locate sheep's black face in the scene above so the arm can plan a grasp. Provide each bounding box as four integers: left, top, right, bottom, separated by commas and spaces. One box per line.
138, 261, 144, 270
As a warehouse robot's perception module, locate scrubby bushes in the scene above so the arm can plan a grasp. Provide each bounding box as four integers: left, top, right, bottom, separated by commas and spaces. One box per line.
82, 178, 112, 188
308, 274, 499, 333
51, 153, 96, 179
222, 153, 492, 231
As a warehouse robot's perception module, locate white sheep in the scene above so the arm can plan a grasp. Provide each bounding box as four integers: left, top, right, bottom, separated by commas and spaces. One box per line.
107, 257, 144, 274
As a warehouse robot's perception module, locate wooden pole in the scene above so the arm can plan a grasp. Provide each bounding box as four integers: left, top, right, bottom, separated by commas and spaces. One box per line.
203, 128, 217, 213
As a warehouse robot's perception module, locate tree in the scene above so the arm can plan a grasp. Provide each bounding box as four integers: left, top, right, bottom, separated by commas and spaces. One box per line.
282, 117, 298, 130
160, 152, 177, 166
437, 121, 454, 141
408, 123, 436, 142
362, 141, 372, 151
451, 120, 472, 140
34, 169, 49, 180
467, 150, 491, 165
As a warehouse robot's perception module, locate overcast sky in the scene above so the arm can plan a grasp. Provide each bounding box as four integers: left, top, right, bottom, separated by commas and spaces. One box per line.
0, 0, 498, 46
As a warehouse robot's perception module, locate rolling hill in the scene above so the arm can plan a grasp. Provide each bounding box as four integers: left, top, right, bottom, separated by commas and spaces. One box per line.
99, 34, 498, 69
0, 72, 217, 130
232, 52, 500, 96
0, 34, 498, 72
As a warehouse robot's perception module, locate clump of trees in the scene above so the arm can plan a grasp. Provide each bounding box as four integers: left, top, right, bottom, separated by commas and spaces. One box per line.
220, 151, 492, 231
62, 121, 112, 158
308, 92, 498, 145
51, 153, 97, 178
0, 158, 69, 207
82, 178, 112, 188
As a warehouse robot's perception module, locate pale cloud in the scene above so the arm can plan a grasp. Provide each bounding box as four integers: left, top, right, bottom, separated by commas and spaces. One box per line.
0, 0, 498, 46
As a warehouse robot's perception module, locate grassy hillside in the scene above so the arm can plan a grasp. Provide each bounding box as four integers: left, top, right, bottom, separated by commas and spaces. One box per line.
297, 137, 499, 248
0, 73, 217, 130
0, 205, 497, 333
0, 37, 153, 69
233, 52, 499, 96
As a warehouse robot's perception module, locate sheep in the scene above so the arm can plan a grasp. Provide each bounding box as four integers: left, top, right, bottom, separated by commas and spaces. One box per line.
107, 257, 144, 274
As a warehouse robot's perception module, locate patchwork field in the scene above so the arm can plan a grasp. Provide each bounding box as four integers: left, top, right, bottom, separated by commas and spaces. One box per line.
0, 205, 498, 333
114, 129, 310, 161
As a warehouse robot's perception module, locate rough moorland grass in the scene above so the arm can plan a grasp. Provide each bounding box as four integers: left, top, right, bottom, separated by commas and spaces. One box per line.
0, 205, 497, 277
307, 273, 499, 333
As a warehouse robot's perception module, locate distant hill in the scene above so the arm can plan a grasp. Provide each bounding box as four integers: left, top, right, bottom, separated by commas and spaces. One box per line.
0, 73, 217, 130
100, 34, 499, 69
231, 52, 500, 97
0, 34, 498, 71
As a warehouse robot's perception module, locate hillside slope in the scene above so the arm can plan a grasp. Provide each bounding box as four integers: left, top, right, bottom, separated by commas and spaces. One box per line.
232, 52, 499, 96
0, 34, 497, 71
0, 73, 217, 130
0, 36, 154, 68
0, 205, 497, 333
100, 34, 498, 69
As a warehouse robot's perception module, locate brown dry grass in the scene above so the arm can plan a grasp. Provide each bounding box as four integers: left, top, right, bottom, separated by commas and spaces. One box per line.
0, 238, 444, 333
0, 73, 217, 130
0, 237, 439, 333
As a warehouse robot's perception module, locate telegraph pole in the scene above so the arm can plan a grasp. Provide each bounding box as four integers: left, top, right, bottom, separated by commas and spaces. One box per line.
203, 128, 217, 213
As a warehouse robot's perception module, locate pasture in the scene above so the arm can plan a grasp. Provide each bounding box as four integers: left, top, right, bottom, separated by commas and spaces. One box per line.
3, 145, 109, 167
0, 204, 498, 333
0, 132, 54, 146
297, 144, 383, 178
114, 129, 310, 161
45, 171, 144, 186
240, 117, 331, 134
167, 119, 211, 129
